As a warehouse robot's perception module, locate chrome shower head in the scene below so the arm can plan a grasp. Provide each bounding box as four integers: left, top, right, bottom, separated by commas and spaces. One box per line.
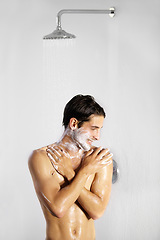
43, 8, 115, 40
43, 27, 76, 40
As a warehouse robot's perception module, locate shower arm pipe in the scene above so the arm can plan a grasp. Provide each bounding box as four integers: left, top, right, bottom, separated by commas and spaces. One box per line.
56, 8, 115, 29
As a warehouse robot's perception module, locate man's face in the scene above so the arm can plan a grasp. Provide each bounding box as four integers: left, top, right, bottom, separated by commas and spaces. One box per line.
72, 114, 104, 151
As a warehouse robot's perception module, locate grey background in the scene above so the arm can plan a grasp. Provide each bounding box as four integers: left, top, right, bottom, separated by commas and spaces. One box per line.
0, 0, 160, 239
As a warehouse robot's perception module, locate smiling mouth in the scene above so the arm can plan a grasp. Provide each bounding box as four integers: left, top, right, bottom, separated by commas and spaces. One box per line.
88, 139, 93, 145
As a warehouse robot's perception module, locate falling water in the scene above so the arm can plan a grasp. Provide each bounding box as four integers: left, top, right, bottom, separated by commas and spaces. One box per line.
42, 39, 77, 135
43, 39, 76, 100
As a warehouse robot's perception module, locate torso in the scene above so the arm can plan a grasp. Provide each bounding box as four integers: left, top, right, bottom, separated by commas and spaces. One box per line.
37, 146, 96, 240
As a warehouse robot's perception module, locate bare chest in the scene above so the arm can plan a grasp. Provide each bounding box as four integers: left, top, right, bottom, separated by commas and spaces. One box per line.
53, 169, 95, 190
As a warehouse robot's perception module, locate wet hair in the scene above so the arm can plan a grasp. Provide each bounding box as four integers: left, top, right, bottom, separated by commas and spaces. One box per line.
62, 94, 106, 129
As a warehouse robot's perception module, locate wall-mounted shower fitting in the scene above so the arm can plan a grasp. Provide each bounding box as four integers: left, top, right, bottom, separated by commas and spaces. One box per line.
112, 160, 119, 184
43, 7, 115, 39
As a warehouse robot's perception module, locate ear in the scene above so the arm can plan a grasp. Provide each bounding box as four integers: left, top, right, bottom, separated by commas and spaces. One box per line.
69, 118, 79, 130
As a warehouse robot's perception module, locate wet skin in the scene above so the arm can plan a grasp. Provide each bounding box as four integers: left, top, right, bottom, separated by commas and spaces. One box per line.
28, 115, 113, 240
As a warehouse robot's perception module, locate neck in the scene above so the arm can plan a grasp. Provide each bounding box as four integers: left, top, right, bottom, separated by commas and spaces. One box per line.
57, 128, 84, 159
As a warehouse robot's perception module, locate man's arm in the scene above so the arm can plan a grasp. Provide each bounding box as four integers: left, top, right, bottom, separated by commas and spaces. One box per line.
28, 150, 89, 218
28, 147, 110, 218
46, 146, 113, 219
77, 161, 113, 220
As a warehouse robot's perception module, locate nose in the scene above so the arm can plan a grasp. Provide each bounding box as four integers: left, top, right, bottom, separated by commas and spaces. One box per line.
93, 130, 100, 141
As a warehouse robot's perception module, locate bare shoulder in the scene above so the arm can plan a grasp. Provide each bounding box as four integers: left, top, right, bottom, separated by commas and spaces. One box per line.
91, 146, 113, 174
28, 147, 61, 208
97, 159, 113, 177
28, 147, 53, 177
28, 148, 46, 165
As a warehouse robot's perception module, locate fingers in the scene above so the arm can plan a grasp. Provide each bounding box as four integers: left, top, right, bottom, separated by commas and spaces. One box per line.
97, 148, 110, 160
47, 144, 71, 162
84, 147, 103, 158
89, 147, 110, 159
46, 145, 74, 180
47, 148, 65, 175
100, 153, 113, 166
48, 145, 70, 158
101, 159, 112, 166
84, 148, 94, 157
66, 169, 75, 181
85, 147, 111, 161
57, 146, 70, 158
47, 152, 59, 171
47, 147, 62, 160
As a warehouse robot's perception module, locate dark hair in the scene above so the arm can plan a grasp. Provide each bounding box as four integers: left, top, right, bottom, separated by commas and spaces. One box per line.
62, 94, 106, 129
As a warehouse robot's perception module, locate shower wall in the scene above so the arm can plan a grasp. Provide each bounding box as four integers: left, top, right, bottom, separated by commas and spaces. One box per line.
0, 0, 160, 239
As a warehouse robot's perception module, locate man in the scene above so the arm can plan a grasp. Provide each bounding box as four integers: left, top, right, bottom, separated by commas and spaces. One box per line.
28, 94, 113, 240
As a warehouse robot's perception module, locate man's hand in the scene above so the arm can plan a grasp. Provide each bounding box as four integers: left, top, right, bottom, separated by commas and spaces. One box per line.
81, 147, 113, 175
46, 146, 75, 181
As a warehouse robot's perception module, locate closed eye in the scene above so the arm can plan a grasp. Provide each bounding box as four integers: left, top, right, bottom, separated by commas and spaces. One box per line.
91, 127, 98, 130
91, 126, 103, 130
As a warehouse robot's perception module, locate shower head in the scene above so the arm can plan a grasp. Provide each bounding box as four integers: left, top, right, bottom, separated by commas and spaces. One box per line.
43, 27, 76, 40
43, 8, 115, 40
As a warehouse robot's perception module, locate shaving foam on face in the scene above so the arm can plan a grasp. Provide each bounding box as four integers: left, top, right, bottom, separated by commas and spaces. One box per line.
71, 127, 91, 151
57, 126, 91, 152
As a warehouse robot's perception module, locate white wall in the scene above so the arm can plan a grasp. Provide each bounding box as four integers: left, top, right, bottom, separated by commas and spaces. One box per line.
0, 0, 160, 239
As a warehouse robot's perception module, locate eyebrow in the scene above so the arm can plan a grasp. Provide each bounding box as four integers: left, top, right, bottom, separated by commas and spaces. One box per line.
91, 126, 103, 129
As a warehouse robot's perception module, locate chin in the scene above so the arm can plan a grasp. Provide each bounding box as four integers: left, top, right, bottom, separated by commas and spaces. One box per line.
79, 142, 91, 151
71, 128, 92, 151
